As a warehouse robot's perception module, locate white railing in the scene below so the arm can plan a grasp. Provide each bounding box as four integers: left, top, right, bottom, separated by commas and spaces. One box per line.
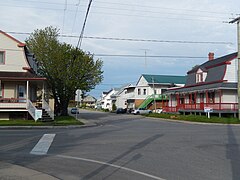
42, 99, 54, 120
27, 100, 38, 121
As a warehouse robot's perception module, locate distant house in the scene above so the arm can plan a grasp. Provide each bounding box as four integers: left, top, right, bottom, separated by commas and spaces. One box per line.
126, 74, 186, 110
110, 84, 132, 109
100, 89, 118, 110
0, 30, 54, 120
82, 95, 96, 108
164, 52, 238, 117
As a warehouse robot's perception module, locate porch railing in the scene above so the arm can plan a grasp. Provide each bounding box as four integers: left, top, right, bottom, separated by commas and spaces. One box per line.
42, 99, 54, 120
27, 100, 38, 121
0, 98, 27, 108
163, 103, 238, 112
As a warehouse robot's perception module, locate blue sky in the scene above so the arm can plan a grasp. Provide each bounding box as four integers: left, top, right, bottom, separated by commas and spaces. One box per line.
0, 0, 239, 98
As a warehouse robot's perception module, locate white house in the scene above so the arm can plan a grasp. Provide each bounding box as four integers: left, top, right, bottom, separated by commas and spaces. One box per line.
111, 84, 132, 109
126, 74, 186, 109
100, 89, 118, 110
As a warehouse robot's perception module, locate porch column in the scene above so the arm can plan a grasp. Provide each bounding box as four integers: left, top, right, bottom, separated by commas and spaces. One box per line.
219, 90, 222, 110
194, 92, 197, 110
184, 93, 186, 109
42, 82, 45, 103
26, 80, 29, 101
206, 90, 208, 106
170, 94, 172, 110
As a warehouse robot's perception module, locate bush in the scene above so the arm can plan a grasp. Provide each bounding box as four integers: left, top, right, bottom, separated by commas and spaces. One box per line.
112, 104, 117, 112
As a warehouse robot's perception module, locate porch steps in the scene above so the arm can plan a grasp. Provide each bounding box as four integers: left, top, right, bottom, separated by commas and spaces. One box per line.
39, 109, 54, 122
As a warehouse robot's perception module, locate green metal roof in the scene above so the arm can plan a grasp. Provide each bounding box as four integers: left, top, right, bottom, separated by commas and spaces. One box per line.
142, 74, 186, 84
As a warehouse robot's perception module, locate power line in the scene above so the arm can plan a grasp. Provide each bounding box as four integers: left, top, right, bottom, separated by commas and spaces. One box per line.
7, 0, 236, 16
76, 0, 93, 49
0, 47, 208, 59
83, 36, 233, 45
94, 54, 207, 59
0, 2, 234, 23
6, 31, 233, 45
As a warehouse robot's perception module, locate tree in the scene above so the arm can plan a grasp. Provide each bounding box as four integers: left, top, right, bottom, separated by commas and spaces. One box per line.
26, 26, 103, 116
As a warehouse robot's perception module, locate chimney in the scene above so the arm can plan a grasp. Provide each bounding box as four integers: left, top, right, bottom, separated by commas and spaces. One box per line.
208, 52, 214, 61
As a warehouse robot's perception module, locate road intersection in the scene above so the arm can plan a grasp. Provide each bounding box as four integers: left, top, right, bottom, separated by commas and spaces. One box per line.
1, 110, 240, 180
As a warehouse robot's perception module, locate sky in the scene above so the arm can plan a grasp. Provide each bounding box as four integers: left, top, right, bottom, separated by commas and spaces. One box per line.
0, 0, 239, 99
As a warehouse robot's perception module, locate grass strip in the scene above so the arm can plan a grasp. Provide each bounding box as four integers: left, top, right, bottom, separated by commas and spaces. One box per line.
0, 116, 84, 126
145, 113, 240, 124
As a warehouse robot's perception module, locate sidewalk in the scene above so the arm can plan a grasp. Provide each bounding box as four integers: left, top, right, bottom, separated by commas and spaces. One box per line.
0, 161, 58, 180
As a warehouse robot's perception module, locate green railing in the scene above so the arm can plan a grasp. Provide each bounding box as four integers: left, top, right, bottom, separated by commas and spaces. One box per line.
138, 94, 168, 109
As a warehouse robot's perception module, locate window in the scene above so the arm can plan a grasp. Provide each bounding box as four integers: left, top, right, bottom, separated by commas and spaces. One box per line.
138, 89, 141, 95
196, 73, 203, 83
161, 89, 167, 94
208, 92, 215, 103
143, 89, 146, 95
0, 52, 5, 64
188, 94, 196, 104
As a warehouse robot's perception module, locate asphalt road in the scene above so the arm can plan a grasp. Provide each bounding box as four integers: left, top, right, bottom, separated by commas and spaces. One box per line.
1, 110, 240, 180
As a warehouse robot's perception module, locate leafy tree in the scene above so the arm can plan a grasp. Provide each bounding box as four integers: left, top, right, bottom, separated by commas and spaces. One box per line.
26, 26, 103, 116
112, 103, 117, 112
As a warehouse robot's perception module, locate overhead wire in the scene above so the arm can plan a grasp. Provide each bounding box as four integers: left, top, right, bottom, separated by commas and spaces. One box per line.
6, 31, 233, 45
0, 1, 235, 23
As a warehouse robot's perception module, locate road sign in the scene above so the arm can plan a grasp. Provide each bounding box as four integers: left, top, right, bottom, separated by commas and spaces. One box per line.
204, 107, 213, 119
75, 89, 82, 102
204, 107, 213, 113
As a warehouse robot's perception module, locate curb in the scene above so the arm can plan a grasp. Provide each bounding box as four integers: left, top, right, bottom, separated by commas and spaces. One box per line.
0, 124, 98, 129
145, 116, 240, 126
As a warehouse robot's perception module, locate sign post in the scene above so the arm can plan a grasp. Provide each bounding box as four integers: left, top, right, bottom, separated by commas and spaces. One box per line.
75, 89, 82, 120
204, 107, 213, 119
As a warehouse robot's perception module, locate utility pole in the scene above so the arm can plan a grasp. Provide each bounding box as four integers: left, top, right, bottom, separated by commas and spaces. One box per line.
140, 49, 150, 73
230, 16, 240, 119
152, 77, 157, 112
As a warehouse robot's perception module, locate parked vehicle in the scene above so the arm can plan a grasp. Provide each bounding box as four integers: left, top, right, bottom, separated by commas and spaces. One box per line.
153, 109, 163, 113
132, 108, 152, 115
71, 107, 79, 114
116, 108, 127, 114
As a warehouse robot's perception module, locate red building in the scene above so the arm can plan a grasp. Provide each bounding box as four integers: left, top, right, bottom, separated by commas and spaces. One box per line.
163, 52, 238, 117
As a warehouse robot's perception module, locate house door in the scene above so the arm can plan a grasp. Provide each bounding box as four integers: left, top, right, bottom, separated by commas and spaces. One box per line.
18, 85, 26, 102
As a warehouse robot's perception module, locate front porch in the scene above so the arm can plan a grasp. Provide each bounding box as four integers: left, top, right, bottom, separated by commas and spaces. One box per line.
0, 79, 54, 120
163, 89, 238, 116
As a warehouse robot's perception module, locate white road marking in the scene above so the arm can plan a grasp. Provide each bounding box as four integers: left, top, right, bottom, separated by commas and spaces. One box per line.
56, 154, 165, 180
30, 134, 56, 155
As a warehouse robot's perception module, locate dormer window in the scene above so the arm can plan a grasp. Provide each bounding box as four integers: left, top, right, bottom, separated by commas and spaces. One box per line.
196, 73, 203, 83
196, 68, 207, 83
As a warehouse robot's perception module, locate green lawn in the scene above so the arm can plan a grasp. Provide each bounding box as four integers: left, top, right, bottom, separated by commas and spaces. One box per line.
0, 116, 84, 126
146, 113, 240, 124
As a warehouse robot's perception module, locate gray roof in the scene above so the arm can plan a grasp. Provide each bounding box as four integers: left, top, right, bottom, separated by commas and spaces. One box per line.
187, 52, 237, 74
165, 82, 237, 94
186, 52, 237, 86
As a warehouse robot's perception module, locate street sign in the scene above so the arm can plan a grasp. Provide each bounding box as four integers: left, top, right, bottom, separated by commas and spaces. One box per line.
75, 89, 82, 102
204, 107, 213, 113
204, 107, 213, 119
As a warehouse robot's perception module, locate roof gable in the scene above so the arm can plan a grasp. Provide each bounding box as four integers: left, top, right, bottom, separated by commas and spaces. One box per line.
187, 52, 237, 74
0, 30, 25, 47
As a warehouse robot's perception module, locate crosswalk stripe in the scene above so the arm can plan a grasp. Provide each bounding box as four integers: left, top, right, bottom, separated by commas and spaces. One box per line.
30, 134, 56, 155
